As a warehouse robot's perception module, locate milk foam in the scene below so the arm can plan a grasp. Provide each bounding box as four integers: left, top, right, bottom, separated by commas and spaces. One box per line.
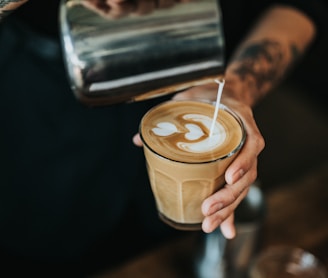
152, 122, 178, 136
151, 113, 226, 153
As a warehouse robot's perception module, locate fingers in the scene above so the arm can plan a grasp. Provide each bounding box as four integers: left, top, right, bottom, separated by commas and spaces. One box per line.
220, 213, 236, 239
225, 135, 264, 186
82, 0, 189, 19
203, 162, 256, 217
81, 0, 135, 18
201, 163, 253, 234
202, 186, 249, 234
224, 104, 265, 186
82, 0, 157, 19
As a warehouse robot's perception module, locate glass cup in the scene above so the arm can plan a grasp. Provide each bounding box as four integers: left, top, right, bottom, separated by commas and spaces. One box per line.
139, 99, 246, 230
249, 245, 328, 278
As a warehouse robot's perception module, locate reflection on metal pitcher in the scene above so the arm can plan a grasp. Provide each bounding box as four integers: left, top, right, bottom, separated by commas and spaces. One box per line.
60, 0, 225, 105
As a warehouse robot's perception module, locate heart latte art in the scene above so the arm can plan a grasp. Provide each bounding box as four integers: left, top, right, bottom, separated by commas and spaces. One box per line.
141, 100, 244, 163
152, 113, 226, 153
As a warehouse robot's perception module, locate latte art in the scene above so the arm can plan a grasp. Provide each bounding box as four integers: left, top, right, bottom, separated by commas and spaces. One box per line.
141, 100, 244, 163
152, 122, 178, 136
152, 113, 226, 153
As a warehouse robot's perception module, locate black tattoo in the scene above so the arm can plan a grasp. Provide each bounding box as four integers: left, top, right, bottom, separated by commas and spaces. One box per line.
232, 39, 300, 93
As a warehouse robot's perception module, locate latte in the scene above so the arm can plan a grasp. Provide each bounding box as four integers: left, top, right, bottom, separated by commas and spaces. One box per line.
140, 100, 245, 230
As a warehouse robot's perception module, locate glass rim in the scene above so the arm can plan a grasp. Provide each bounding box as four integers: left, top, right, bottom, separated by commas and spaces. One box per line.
139, 99, 247, 164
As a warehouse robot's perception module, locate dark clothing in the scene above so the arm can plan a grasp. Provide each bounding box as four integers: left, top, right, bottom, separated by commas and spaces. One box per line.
0, 13, 180, 277
0, 0, 327, 276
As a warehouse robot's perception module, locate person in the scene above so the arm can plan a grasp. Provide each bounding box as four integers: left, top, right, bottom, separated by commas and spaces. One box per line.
0, 0, 326, 276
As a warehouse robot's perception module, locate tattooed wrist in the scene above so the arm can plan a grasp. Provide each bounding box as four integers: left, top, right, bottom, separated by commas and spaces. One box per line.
228, 39, 300, 102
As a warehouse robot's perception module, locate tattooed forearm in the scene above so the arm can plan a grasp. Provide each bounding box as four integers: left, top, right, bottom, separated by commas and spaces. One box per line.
0, 0, 28, 21
228, 39, 300, 101
223, 39, 301, 107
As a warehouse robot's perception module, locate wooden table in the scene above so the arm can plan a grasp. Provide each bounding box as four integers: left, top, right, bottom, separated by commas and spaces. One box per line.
96, 162, 328, 277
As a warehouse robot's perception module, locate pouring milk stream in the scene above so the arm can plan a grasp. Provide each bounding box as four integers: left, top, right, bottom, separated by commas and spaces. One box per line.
210, 78, 225, 138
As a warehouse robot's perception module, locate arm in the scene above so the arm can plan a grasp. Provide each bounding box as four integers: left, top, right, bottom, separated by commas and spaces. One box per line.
172, 5, 317, 237
0, 0, 28, 21
223, 4, 316, 107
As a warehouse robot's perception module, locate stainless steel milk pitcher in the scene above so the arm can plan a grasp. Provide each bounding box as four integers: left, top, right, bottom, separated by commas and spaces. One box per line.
60, 0, 225, 106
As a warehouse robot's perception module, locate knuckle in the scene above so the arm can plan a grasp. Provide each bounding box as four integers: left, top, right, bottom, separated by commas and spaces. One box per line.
254, 134, 265, 152
225, 184, 239, 203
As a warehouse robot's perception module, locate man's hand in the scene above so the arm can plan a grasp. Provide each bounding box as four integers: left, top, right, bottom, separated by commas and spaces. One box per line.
133, 81, 265, 239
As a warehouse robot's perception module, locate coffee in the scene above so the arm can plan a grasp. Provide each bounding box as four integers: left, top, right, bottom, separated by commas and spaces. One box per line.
140, 100, 245, 230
